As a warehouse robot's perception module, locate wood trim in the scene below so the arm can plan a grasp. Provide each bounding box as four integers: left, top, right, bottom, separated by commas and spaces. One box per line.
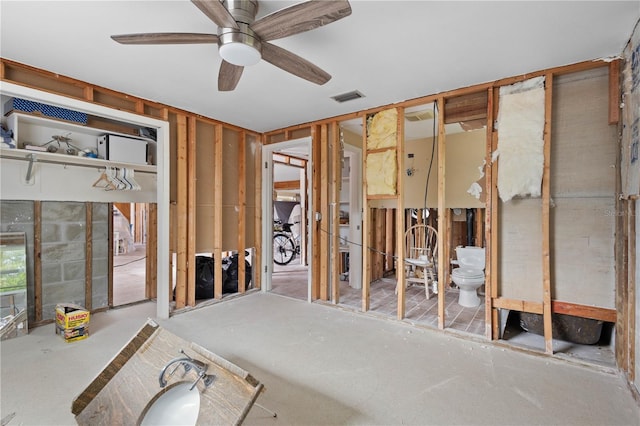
85, 203, 92, 311
34, 200, 42, 322
609, 59, 621, 124
542, 73, 554, 355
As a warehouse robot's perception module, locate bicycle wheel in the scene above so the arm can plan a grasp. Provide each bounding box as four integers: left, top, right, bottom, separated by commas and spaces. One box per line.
273, 233, 296, 265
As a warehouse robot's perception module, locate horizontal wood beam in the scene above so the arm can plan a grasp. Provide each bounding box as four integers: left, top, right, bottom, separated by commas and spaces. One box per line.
444, 91, 488, 124
492, 297, 544, 314
274, 180, 300, 190
552, 301, 616, 323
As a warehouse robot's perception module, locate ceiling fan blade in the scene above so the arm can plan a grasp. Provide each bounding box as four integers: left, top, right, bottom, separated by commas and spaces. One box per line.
262, 42, 330, 86
251, 0, 351, 41
218, 60, 244, 91
191, 0, 239, 29
111, 33, 218, 44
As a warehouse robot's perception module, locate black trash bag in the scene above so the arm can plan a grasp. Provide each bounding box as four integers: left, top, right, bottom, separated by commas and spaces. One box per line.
195, 255, 215, 299
222, 251, 252, 294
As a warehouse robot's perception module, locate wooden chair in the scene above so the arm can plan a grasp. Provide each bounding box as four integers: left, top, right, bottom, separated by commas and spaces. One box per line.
399, 224, 437, 299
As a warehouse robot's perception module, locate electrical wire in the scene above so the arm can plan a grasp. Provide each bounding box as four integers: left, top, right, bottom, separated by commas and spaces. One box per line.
423, 100, 437, 212
114, 256, 147, 268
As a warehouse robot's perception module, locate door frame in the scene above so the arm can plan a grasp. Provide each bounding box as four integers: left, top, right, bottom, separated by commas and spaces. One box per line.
261, 137, 313, 300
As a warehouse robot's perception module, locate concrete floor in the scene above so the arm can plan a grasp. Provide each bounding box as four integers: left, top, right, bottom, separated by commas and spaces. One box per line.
3, 292, 637, 425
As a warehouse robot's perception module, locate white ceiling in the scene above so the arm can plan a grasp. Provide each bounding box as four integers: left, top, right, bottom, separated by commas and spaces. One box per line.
1, 1, 638, 134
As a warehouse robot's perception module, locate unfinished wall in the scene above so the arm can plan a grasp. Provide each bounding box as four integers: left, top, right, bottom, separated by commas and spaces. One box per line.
195, 120, 215, 253
551, 67, 617, 308
497, 67, 617, 306
222, 129, 240, 251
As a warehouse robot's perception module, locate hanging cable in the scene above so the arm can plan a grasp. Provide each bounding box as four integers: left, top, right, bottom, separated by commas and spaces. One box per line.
423, 100, 437, 212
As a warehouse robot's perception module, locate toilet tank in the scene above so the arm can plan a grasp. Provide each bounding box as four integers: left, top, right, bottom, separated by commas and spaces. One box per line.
455, 246, 485, 269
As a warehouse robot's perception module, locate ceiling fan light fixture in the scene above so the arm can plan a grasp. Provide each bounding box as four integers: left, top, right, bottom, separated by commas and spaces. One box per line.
218, 23, 262, 66
220, 41, 261, 66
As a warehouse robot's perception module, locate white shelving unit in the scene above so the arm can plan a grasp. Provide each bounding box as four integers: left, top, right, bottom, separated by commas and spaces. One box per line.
1, 112, 158, 202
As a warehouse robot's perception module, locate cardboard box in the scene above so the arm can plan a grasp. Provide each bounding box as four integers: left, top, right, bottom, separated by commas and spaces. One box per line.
55, 303, 90, 342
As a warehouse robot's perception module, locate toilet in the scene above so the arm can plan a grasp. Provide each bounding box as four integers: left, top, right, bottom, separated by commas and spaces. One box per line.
451, 246, 485, 308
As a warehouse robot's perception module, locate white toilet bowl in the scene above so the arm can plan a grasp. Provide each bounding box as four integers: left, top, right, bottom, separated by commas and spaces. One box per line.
451, 246, 485, 308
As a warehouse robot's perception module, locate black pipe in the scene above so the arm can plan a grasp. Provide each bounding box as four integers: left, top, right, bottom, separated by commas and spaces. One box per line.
466, 209, 475, 246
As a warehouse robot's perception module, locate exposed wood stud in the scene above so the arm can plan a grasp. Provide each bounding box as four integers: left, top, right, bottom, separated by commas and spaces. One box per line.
34, 200, 42, 323
489, 87, 500, 340
484, 87, 495, 339
146, 203, 158, 299
254, 135, 263, 290
437, 97, 446, 330
396, 107, 405, 320
320, 124, 330, 301
175, 114, 188, 309
238, 131, 247, 293
627, 201, 636, 382
331, 122, 340, 303
214, 125, 224, 299
187, 116, 197, 306
85, 203, 93, 311
361, 116, 370, 312
608, 59, 621, 124
311, 125, 321, 300
542, 73, 554, 355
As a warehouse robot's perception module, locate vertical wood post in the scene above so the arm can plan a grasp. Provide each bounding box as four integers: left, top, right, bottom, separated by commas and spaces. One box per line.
213, 125, 224, 299
361, 116, 370, 312
437, 97, 446, 329
320, 124, 330, 300
84, 203, 92, 310
331, 122, 341, 303
187, 116, 196, 306
254, 134, 263, 290
396, 107, 406, 319
238, 131, 247, 293
146, 203, 158, 299
34, 200, 42, 322
175, 114, 188, 309
542, 73, 554, 355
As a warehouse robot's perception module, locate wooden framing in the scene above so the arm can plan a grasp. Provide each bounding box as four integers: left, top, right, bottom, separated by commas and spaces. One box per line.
187, 116, 197, 306
331, 122, 340, 303
311, 124, 322, 300
2, 56, 635, 379
238, 131, 247, 293
85, 203, 93, 311
396, 108, 405, 320
174, 113, 188, 309
361, 116, 370, 312
213, 125, 224, 299
437, 97, 446, 329
320, 124, 330, 301
146, 203, 158, 299
33, 201, 42, 323
542, 73, 554, 354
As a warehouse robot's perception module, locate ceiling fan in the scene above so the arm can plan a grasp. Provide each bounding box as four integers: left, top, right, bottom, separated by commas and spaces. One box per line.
111, 0, 352, 91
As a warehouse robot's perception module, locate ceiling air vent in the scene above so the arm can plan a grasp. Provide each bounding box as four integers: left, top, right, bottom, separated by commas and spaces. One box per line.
331, 90, 365, 103
405, 109, 434, 122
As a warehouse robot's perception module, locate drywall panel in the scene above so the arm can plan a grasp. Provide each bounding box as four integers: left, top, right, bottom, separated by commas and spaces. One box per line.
551, 197, 615, 307
404, 137, 438, 208
445, 129, 485, 208
342, 128, 362, 149
551, 67, 617, 197
498, 198, 543, 302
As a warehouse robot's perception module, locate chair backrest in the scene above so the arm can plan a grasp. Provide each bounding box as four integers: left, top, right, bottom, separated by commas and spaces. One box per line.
404, 224, 437, 261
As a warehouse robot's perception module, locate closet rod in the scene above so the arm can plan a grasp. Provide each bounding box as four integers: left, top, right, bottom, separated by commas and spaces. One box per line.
0, 152, 156, 174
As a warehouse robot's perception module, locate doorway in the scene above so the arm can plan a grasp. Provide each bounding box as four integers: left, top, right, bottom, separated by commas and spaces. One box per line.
112, 202, 148, 306
262, 138, 312, 301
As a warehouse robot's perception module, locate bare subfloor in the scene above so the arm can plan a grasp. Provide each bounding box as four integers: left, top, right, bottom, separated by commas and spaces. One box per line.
1, 293, 637, 425
112, 243, 147, 306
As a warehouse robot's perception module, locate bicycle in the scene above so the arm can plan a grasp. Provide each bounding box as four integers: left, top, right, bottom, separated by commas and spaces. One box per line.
273, 220, 300, 265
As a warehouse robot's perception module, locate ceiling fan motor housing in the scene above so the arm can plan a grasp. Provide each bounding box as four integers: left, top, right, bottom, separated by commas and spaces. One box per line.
218, 0, 261, 65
